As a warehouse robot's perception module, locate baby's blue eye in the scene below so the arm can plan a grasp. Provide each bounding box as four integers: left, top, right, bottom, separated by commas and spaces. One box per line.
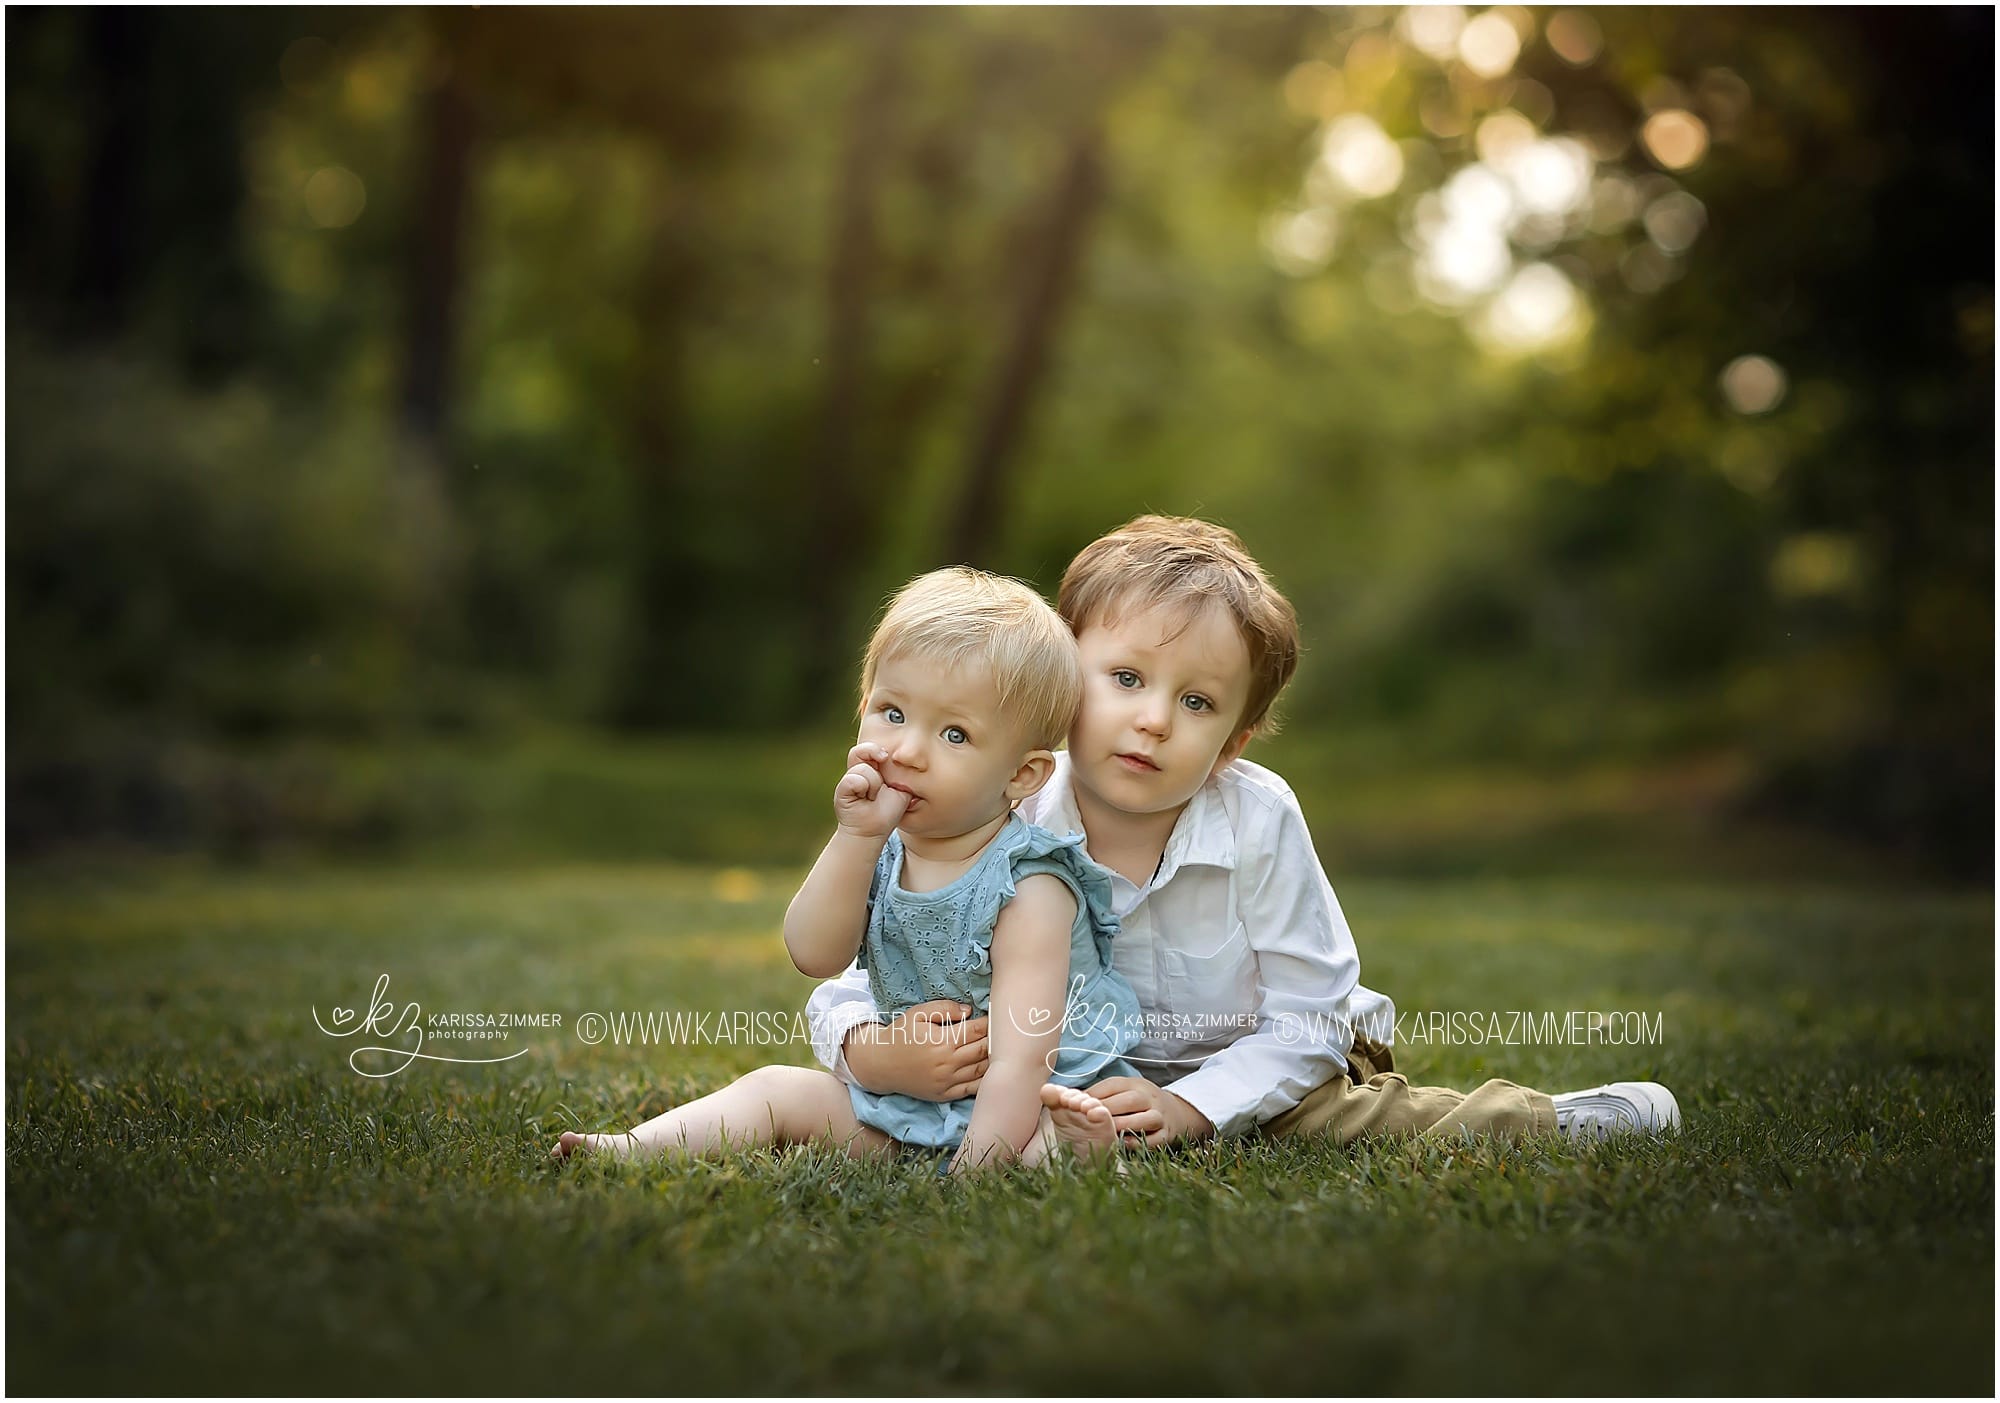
1112, 669, 1140, 689
883, 705, 905, 724
943, 726, 969, 745
1183, 695, 1213, 714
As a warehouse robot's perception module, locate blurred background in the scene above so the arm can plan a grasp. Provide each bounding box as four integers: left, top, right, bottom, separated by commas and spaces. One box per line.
7, 6, 1992, 881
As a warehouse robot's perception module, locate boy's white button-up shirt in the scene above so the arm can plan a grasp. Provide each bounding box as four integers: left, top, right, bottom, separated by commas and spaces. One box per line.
804, 753, 1395, 1139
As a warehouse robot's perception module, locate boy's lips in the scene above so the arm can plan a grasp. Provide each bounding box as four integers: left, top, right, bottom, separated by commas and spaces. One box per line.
885, 781, 923, 806
1114, 752, 1160, 772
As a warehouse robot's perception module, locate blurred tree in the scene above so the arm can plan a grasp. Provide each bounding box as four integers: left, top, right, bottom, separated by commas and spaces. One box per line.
795, 20, 904, 709
9, 7, 303, 376
5, 7, 1989, 871
944, 123, 1107, 568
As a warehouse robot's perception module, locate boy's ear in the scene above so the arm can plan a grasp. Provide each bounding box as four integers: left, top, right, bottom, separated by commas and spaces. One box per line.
1007, 749, 1058, 803
1208, 727, 1254, 779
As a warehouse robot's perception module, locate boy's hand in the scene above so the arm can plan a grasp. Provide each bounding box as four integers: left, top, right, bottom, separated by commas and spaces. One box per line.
834, 743, 910, 837
1083, 1076, 1215, 1147
844, 1000, 990, 1100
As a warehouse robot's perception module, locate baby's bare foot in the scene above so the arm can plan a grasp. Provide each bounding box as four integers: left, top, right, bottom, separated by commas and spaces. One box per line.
550, 1130, 639, 1163
1040, 1084, 1118, 1162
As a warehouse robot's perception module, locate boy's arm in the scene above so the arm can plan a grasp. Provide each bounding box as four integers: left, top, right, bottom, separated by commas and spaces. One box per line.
807, 967, 991, 1100
950, 875, 1076, 1171
1155, 790, 1360, 1140
804, 964, 883, 1085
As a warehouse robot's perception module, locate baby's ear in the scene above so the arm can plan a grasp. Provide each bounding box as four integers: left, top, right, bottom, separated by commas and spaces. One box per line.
1007, 749, 1057, 802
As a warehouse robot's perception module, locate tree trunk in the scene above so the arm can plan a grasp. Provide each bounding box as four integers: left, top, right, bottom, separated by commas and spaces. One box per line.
610, 182, 703, 728
943, 127, 1106, 568
401, 51, 477, 451
795, 33, 904, 710
69, 8, 160, 336
389, 23, 479, 683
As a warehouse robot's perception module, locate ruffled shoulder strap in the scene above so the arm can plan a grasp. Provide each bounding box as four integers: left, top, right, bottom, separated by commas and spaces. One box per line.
994, 817, 1122, 967
853, 834, 900, 971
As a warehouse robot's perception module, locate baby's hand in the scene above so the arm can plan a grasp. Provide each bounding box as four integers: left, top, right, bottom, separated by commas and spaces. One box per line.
834, 743, 910, 838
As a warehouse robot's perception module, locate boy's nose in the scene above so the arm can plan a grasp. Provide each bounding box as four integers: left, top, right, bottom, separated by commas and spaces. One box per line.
889, 737, 927, 769
1136, 701, 1172, 737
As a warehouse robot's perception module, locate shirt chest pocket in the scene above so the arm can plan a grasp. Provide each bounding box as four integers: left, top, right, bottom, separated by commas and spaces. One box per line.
1159, 922, 1261, 1027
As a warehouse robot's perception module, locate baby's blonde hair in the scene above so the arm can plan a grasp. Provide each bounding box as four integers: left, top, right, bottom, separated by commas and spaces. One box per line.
860, 568, 1082, 751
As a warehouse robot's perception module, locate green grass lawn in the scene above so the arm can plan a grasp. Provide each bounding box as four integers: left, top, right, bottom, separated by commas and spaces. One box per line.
6, 860, 1993, 1393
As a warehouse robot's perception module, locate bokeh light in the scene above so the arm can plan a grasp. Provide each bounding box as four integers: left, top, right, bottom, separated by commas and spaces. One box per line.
1458, 11, 1522, 78
303, 166, 366, 229
1321, 114, 1405, 199
710, 868, 761, 902
1508, 136, 1594, 216
1263, 207, 1341, 276
1642, 189, 1707, 252
1417, 218, 1513, 303
1399, 6, 1468, 61
1641, 109, 1711, 170
1640, 77, 1693, 114
1771, 533, 1862, 598
1719, 354, 1788, 414
1420, 86, 1469, 138
1441, 163, 1514, 226
1474, 109, 1537, 166
1342, 31, 1400, 102
1696, 67, 1754, 139
1477, 261, 1588, 351
1283, 60, 1345, 120
1544, 9, 1604, 66
1507, 77, 1556, 127
1619, 243, 1678, 294
1587, 173, 1643, 233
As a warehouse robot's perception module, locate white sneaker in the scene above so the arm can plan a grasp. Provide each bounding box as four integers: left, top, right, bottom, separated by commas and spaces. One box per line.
1551, 1081, 1682, 1139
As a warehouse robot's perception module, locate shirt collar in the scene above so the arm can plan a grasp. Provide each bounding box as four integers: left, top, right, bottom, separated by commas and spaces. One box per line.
1158, 770, 1238, 881
1039, 753, 1239, 884
1037, 753, 1089, 840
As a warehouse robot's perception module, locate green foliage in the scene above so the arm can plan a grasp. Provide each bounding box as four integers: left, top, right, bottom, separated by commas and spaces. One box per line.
7, 863, 1992, 1392
6, 339, 441, 743
4, 8, 1991, 870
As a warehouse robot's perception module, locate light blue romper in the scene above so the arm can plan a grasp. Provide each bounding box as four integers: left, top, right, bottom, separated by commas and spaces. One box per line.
849, 812, 1144, 1149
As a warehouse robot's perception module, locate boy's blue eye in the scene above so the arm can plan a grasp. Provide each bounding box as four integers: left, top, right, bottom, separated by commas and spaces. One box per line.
883, 705, 904, 724
1112, 669, 1140, 689
1183, 695, 1213, 714
943, 726, 969, 745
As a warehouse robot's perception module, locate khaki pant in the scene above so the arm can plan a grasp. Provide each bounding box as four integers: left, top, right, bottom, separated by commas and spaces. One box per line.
1259, 1033, 1557, 1144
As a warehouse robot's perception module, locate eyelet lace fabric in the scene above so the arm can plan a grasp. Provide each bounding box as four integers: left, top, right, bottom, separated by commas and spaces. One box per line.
849, 814, 1146, 1149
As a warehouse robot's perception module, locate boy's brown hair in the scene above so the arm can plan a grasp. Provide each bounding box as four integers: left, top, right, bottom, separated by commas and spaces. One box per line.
1057, 515, 1300, 736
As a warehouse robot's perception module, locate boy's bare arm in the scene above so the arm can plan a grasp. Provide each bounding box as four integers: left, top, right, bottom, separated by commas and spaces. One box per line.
950, 875, 1075, 1171
844, 1005, 991, 1100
